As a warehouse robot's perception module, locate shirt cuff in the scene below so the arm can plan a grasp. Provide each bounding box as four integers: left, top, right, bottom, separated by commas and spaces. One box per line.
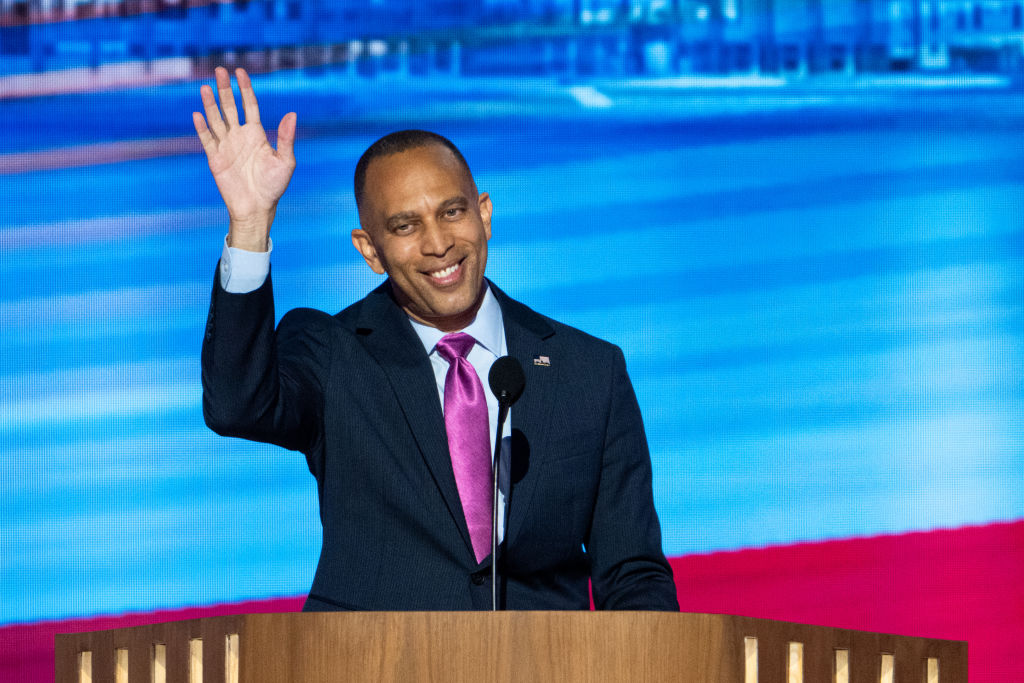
219, 235, 272, 293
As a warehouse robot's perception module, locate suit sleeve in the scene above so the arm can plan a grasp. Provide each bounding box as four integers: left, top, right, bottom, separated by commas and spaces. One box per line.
201, 266, 330, 457
587, 346, 680, 611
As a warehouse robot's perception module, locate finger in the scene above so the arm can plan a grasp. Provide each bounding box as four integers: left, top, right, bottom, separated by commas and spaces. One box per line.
276, 112, 297, 162
192, 112, 218, 155
235, 67, 261, 126
200, 83, 227, 138
215, 66, 240, 127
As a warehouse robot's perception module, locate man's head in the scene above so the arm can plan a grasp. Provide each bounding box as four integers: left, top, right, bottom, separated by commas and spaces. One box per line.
351, 131, 492, 332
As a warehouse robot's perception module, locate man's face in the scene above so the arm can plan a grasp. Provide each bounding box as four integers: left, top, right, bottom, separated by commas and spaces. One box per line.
352, 144, 492, 331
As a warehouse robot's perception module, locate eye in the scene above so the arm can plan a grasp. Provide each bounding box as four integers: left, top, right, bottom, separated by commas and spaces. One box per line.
444, 207, 464, 219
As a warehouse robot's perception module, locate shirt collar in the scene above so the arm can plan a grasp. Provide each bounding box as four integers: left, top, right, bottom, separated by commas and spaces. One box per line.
408, 281, 505, 358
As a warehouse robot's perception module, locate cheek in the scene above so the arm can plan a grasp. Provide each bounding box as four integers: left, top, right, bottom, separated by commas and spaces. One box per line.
389, 251, 424, 281
476, 230, 489, 259
462, 224, 489, 250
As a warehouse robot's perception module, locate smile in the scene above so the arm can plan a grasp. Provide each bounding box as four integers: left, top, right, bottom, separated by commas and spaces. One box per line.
427, 260, 463, 285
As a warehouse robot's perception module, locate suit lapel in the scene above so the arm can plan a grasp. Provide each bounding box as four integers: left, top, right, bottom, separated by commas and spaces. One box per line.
491, 285, 558, 548
354, 283, 476, 557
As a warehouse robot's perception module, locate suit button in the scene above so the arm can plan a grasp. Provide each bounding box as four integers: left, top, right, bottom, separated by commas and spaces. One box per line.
471, 572, 485, 585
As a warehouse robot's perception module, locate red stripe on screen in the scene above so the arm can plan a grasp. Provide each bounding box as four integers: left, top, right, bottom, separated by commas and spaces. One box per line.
670, 520, 1023, 683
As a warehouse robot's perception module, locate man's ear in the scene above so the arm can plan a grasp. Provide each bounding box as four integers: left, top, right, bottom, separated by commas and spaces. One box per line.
351, 228, 387, 275
478, 192, 492, 240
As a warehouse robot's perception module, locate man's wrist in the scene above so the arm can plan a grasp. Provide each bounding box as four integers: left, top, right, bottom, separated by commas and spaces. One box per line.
228, 212, 274, 252
227, 230, 270, 253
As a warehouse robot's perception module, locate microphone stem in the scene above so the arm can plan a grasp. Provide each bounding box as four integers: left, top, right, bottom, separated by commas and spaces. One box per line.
492, 400, 510, 611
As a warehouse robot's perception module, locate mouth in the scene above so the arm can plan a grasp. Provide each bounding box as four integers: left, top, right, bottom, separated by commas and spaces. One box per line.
425, 258, 464, 286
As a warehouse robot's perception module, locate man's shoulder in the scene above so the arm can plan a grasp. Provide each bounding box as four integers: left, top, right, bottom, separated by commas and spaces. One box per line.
491, 284, 622, 357
279, 283, 389, 334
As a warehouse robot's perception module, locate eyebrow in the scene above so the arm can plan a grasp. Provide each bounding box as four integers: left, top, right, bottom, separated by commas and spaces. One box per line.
385, 210, 420, 228
438, 196, 468, 211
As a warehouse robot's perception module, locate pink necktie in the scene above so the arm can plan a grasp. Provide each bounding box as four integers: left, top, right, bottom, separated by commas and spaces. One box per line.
435, 332, 492, 564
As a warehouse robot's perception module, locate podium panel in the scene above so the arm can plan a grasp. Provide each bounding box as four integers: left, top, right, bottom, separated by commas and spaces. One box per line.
56, 611, 967, 683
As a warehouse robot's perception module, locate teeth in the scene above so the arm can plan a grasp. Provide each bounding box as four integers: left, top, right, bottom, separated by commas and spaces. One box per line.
430, 263, 459, 279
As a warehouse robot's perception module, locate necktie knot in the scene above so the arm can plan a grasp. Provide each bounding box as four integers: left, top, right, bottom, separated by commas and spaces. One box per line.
435, 332, 476, 363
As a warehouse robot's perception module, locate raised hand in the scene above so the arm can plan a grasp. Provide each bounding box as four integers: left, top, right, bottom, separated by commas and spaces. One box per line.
193, 66, 296, 252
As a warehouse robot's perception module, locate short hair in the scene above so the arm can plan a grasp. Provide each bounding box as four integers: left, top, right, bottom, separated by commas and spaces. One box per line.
353, 130, 473, 211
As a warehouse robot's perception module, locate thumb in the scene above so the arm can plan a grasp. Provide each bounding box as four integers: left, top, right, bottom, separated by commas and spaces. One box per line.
276, 112, 297, 161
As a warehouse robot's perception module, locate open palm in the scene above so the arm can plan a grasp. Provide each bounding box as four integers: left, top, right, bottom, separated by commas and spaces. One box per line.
193, 67, 296, 244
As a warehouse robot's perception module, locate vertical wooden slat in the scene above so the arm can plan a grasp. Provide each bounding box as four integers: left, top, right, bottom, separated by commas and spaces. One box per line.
115, 648, 129, 683
834, 649, 849, 683
189, 639, 203, 683
745, 636, 759, 683
78, 651, 93, 683
225, 634, 239, 683
787, 642, 803, 683
153, 643, 167, 683
926, 657, 939, 683
880, 653, 895, 683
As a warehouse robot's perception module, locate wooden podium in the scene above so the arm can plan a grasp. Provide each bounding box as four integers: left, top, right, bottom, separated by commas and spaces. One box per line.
56, 611, 967, 682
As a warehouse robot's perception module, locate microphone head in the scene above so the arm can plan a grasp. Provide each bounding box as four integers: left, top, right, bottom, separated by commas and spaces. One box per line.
488, 356, 526, 406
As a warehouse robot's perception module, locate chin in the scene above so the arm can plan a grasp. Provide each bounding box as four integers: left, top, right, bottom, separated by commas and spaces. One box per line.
432, 301, 474, 321
421, 293, 479, 324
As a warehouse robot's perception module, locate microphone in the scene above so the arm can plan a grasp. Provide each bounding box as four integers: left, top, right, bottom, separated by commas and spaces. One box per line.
489, 356, 526, 408
487, 356, 525, 610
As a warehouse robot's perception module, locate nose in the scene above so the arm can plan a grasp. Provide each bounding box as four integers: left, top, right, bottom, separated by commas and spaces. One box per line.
421, 219, 454, 256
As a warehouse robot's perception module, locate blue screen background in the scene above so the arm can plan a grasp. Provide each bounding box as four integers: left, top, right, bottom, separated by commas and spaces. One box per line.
2, 0, 1023, 626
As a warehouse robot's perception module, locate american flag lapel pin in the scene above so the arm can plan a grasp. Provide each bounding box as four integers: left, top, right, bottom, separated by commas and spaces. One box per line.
533, 355, 551, 367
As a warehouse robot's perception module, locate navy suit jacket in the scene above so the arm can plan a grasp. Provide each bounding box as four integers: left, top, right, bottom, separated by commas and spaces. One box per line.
202, 272, 678, 611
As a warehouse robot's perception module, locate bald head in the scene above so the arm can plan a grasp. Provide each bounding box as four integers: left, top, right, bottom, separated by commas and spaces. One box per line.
353, 130, 473, 214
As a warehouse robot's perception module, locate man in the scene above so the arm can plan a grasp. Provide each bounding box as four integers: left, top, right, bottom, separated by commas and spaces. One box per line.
195, 66, 678, 611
